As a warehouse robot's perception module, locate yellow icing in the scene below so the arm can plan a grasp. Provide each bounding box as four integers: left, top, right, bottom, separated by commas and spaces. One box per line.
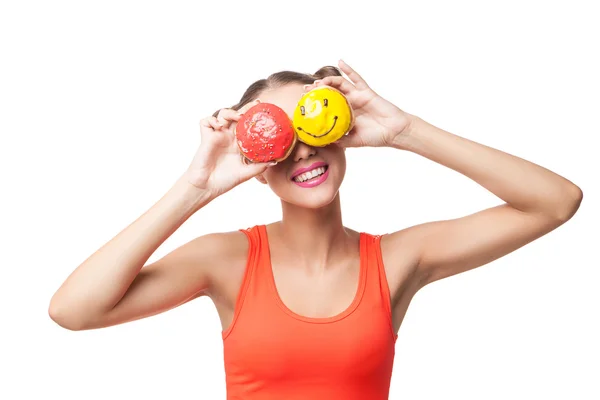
293, 87, 353, 147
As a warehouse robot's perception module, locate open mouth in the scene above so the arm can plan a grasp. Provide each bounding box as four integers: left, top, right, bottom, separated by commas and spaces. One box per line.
291, 164, 329, 183
296, 116, 338, 138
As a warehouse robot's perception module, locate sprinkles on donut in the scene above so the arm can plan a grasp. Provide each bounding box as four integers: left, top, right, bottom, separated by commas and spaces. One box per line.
235, 103, 297, 163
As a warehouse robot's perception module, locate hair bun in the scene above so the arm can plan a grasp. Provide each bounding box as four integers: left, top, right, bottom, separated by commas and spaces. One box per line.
313, 66, 342, 80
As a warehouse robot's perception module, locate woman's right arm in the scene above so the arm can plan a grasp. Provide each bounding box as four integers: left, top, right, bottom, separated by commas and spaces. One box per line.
49, 100, 270, 331
49, 175, 216, 331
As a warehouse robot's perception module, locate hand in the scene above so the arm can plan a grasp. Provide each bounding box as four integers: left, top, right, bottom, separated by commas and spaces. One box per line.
304, 60, 414, 149
185, 99, 275, 196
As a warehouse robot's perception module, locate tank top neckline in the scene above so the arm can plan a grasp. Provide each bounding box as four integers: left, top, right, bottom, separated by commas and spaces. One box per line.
258, 224, 368, 324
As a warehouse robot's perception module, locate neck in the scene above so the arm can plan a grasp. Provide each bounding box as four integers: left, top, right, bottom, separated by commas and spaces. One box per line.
273, 193, 354, 272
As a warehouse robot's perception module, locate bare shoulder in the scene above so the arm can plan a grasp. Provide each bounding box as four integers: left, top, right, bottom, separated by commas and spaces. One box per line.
197, 229, 250, 299
192, 229, 248, 263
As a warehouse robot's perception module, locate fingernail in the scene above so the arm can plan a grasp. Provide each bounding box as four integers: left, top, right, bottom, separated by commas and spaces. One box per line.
303, 84, 311, 89
314, 79, 321, 84
268, 161, 278, 166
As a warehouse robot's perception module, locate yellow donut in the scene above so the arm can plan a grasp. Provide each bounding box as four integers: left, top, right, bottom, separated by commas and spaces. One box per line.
293, 86, 354, 147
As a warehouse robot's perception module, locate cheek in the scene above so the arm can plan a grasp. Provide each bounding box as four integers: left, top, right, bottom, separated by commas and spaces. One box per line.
263, 168, 287, 185
328, 145, 347, 162
333, 151, 347, 177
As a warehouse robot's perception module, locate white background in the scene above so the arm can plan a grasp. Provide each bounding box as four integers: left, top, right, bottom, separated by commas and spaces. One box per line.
1, 0, 598, 399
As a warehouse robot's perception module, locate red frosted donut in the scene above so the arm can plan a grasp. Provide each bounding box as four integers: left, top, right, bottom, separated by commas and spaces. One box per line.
235, 103, 297, 163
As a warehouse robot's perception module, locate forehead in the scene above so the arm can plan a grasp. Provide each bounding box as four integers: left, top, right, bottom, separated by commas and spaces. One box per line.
257, 84, 306, 118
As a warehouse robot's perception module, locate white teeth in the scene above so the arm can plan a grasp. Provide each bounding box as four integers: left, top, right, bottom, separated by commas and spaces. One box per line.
293, 166, 326, 182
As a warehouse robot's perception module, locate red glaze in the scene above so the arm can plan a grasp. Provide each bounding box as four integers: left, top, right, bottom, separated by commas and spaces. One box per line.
235, 103, 296, 163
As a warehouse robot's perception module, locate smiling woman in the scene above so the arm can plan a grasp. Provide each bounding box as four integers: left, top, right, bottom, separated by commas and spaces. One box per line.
48, 60, 583, 400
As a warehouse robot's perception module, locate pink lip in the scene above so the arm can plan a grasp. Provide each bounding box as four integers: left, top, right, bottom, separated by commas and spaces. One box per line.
291, 161, 328, 179
293, 168, 329, 188
291, 162, 330, 188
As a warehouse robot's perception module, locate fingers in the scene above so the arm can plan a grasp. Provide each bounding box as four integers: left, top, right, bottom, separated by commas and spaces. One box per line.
238, 98, 261, 114
338, 59, 370, 89
335, 132, 361, 148
216, 108, 241, 129
245, 160, 277, 175
238, 158, 278, 182
199, 117, 212, 130
303, 60, 369, 94
200, 116, 224, 131
311, 76, 356, 96
213, 99, 262, 129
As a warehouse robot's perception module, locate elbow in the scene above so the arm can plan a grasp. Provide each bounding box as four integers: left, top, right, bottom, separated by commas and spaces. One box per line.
553, 183, 583, 223
48, 297, 88, 331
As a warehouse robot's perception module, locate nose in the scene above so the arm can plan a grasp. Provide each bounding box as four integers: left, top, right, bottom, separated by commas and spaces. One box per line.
292, 141, 317, 163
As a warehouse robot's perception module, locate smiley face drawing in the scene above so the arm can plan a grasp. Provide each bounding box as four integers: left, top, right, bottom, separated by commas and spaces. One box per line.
293, 86, 354, 147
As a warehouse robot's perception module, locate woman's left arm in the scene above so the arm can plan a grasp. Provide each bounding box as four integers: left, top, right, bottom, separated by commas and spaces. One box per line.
310, 60, 583, 288
390, 116, 583, 287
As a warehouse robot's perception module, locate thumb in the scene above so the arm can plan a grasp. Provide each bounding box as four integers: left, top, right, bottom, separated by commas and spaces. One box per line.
241, 160, 277, 179
335, 133, 361, 148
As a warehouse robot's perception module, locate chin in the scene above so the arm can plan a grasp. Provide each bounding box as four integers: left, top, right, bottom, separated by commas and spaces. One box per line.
286, 187, 340, 209
268, 168, 344, 209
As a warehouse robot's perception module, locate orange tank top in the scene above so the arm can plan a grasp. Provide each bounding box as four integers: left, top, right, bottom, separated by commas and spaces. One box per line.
222, 225, 398, 399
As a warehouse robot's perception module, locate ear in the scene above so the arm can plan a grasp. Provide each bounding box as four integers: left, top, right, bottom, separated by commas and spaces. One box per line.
255, 174, 267, 184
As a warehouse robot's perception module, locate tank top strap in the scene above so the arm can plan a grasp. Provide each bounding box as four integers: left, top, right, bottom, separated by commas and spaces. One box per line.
361, 232, 396, 341
253, 224, 275, 288
221, 225, 262, 340
239, 225, 262, 270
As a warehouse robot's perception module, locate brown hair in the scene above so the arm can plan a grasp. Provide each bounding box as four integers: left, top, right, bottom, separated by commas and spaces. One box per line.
212, 66, 342, 117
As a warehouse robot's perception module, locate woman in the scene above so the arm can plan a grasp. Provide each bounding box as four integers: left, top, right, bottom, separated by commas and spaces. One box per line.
48, 60, 583, 399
